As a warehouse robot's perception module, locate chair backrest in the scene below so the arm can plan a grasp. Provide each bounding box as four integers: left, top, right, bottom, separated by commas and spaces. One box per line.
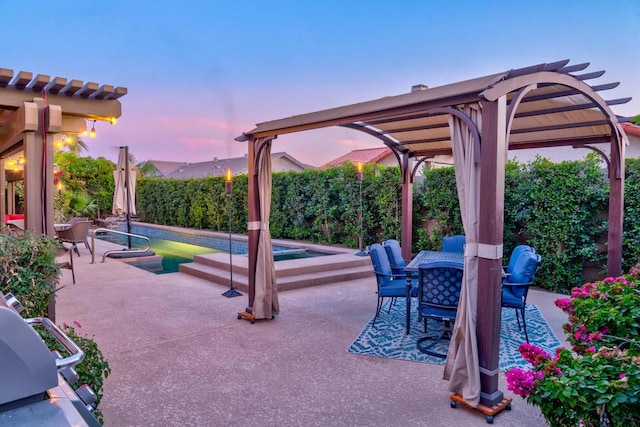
368, 243, 393, 288
506, 245, 534, 274
382, 239, 405, 275
505, 251, 541, 298
442, 235, 465, 253
418, 260, 464, 317
69, 217, 88, 226
58, 220, 92, 243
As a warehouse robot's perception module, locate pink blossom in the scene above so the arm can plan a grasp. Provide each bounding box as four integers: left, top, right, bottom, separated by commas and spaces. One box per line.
519, 343, 551, 366
506, 368, 544, 398
73, 320, 82, 328
554, 298, 572, 311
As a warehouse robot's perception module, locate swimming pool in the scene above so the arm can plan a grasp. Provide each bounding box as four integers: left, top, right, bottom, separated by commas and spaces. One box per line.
97, 223, 331, 274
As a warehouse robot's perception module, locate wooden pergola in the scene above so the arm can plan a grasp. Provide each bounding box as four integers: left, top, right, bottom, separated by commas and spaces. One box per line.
0, 68, 127, 236
236, 59, 631, 407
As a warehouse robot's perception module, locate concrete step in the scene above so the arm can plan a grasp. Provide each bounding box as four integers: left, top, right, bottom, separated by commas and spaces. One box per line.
180, 253, 373, 292
192, 252, 370, 277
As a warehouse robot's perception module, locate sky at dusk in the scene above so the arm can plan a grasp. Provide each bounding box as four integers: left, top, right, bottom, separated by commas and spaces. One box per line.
1, 0, 639, 167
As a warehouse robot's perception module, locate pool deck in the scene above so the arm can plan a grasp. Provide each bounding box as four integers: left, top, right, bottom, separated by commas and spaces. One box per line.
55, 238, 567, 426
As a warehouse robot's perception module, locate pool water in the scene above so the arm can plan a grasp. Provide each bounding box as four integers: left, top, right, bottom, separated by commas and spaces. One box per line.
98, 232, 329, 274
146, 239, 218, 274
98, 234, 217, 274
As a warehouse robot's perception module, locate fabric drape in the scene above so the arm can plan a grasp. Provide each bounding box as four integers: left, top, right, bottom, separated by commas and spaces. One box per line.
112, 148, 137, 215
443, 104, 482, 406
252, 139, 279, 319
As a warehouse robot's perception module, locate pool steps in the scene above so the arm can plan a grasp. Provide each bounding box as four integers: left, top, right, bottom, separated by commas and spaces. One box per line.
180, 252, 373, 291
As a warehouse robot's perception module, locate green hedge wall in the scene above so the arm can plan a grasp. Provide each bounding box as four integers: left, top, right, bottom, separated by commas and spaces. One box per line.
137, 158, 640, 294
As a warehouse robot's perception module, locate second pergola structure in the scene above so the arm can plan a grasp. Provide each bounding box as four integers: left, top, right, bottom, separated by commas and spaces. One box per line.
236, 59, 631, 409
0, 67, 126, 236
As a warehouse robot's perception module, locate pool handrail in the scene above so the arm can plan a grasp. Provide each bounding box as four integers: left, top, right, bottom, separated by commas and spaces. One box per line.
90, 228, 152, 264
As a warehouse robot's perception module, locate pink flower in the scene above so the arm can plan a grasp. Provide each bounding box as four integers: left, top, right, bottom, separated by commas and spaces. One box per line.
554, 298, 572, 311
73, 320, 82, 328
506, 368, 544, 398
519, 343, 551, 366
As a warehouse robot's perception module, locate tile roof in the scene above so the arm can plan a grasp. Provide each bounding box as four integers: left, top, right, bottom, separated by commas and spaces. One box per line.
321, 147, 393, 169
152, 152, 308, 179
622, 122, 640, 138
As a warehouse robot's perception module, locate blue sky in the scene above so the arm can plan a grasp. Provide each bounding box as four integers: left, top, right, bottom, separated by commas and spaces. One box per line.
1, 0, 638, 166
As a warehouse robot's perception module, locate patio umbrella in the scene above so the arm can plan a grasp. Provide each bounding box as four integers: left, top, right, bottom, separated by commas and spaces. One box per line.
252, 139, 279, 319
112, 146, 137, 247
112, 146, 137, 216
443, 104, 481, 406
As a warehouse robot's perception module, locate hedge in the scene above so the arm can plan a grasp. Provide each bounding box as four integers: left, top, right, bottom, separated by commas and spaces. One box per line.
136, 157, 640, 294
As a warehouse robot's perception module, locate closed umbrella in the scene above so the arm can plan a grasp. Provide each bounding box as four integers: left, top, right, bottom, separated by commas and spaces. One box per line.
112, 146, 136, 248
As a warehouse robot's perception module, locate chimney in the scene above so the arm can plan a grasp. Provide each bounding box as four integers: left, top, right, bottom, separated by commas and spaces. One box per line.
411, 84, 428, 92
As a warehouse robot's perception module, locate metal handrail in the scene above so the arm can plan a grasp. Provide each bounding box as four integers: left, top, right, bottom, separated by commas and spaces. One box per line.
90, 228, 151, 264
25, 317, 84, 370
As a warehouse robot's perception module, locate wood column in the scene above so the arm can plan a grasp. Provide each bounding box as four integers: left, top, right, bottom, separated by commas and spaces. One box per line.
401, 152, 413, 260
607, 132, 625, 276
477, 97, 507, 406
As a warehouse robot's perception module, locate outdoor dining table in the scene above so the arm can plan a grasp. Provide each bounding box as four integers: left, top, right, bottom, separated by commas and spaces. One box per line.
403, 250, 465, 334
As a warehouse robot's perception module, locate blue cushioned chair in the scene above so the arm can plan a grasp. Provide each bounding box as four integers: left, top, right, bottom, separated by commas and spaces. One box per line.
382, 239, 409, 279
368, 243, 418, 329
442, 235, 465, 253
504, 244, 535, 277
502, 250, 542, 343
416, 260, 464, 357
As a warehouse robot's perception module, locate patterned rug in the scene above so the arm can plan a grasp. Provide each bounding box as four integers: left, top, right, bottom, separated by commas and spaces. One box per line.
347, 301, 563, 371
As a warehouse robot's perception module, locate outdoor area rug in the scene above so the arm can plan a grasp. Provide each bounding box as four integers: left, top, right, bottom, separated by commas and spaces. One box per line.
347, 301, 563, 371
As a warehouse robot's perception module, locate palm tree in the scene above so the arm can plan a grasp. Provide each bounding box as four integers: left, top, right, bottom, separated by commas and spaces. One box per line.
58, 135, 89, 154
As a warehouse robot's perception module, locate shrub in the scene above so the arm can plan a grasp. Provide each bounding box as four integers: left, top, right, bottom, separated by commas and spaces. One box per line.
507, 267, 640, 426
0, 230, 61, 317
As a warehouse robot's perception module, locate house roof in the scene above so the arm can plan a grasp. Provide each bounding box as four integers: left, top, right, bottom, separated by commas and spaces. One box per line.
622, 122, 640, 138
148, 160, 186, 177
164, 152, 309, 179
321, 147, 393, 169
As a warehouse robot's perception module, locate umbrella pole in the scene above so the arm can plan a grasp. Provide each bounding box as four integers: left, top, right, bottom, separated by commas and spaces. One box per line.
124, 146, 132, 249
223, 177, 241, 298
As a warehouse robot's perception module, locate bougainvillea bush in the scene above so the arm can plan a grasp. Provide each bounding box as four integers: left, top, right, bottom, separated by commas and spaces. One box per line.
506, 267, 640, 426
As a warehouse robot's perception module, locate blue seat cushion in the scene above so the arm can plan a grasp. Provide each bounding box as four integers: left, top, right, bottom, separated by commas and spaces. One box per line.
378, 279, 417, 297
420, 305, 457, 320
507, 250, 538, 286
501, 287, 523, 308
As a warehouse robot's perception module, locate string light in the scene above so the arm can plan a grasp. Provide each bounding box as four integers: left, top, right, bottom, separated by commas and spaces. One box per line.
90, 120, 96, 138
109, 117, 117, 125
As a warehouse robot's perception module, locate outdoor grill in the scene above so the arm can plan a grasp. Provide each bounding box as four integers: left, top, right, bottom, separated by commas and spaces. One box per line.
0, 293, 100, 426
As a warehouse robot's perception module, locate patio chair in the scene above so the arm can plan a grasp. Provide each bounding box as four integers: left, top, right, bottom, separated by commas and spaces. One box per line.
442, 235, 465, 253
68, 217, 91, 251
56, 220, 92, 257
55, 244, 75, 284
501, 250, 542, 343
416, 260, 464, 357
382, 239, 411, 279
504, 244, 535, 277
368, 243, 417, 328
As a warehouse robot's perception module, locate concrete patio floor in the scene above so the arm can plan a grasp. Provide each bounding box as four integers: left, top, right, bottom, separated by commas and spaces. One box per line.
55, 239, 567, 426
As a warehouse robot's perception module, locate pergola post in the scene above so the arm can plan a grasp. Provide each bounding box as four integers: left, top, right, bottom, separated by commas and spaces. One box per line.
401, 152, 413, 260
246, 138, 260, 314
476, 97, 507, 406
607, 132, 625, 276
